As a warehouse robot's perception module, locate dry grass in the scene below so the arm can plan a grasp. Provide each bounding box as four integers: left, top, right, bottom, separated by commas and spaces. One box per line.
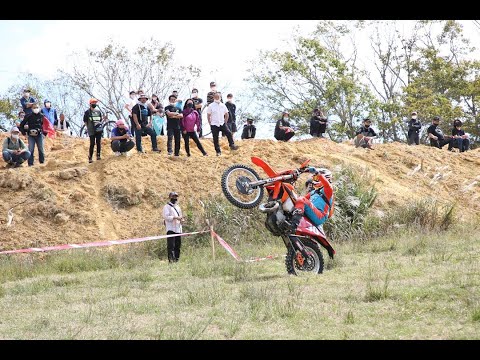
0, 226, 479, 339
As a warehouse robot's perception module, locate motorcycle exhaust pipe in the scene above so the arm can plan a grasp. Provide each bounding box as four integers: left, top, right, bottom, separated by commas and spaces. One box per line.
259, 202, 279, 213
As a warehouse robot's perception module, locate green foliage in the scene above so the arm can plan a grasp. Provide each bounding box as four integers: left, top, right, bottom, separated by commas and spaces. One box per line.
324, 165, 377, 242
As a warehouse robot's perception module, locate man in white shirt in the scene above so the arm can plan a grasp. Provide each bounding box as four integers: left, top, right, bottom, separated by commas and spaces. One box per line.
162, 192, 184, 263
207, 92, 239, 156
124, 91, 138, 137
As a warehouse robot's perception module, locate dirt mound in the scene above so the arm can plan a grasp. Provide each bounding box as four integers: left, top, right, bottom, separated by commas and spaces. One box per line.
0, 132, 479, 250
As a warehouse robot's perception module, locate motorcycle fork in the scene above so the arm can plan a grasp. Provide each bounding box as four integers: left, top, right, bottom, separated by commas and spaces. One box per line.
283, 235, 311, 262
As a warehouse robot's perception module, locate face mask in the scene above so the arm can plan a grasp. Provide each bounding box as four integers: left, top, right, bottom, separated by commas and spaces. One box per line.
33, 108, 40, 114
186, 103, 193, 109
170, 198, 177, 204
130, 95, 136, 99
11, 134, 19, 140
284, 117, 289, 121
412, 115, 417, 120
24, 93, 30, 98
227, 98, 233, 102
91, 104, 97, 108
191, 93, 197, 97
211, 87, 216, 92
45, 102, 51, 108
214, 99, 220, 103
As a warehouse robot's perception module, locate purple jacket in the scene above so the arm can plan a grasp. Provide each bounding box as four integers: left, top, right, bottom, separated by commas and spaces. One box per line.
181, 109, 201, 132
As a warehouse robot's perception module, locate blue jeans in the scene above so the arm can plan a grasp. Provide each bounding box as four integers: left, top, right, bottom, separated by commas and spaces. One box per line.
456, 138, 470, 152
27, 134, 45, 166
135, 126, 158, 152
2, 150, 31, 165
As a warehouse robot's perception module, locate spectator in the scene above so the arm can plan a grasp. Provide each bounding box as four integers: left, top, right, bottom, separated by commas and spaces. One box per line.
163, 191, 185, 263
191, 88, 204, 137
41, 99, 58, 126
354, 118, 377, 150
274, 111, 295, 142
82, 98, 104, 163
54, 113, 71, 135
207, 92, 239, 156
427, 116, 453, 150
225, 93, 237, 135
451, 119, 470, 152
20, 89, 36, 116
2, 127, 31, 168
124, 91, 137, 137
15, 111, 25, 128
206, 81, 217, 106
165, 95, 183, 156
172, 90, 183, 110
19, 103, 45, 166
310, 109, 327, 138
241, 118, 256, 139
407, 111, 422, 145
181, 99, 208, 157
110, 119, 135, 156
131, 94, 160, 154
150, 94, 163, 114
152, 108, 166, 137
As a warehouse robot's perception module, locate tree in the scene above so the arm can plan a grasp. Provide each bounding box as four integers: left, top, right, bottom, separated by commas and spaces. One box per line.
61, 39, 200, 123
247, 23, 377, 141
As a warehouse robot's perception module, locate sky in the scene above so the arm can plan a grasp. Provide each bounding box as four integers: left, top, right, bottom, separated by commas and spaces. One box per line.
0, 20, 319, 97
1, 20, 479, 138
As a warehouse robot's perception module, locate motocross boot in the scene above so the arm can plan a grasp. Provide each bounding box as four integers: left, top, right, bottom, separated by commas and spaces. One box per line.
288, 208, 304, 234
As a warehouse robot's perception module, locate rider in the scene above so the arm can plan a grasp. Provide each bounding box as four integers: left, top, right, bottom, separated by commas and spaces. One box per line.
289, 166, 334, 233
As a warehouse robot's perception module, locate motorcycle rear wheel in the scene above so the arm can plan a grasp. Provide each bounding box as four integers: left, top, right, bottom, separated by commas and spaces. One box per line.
221, 164, 264, 209
285, 237, 324, 275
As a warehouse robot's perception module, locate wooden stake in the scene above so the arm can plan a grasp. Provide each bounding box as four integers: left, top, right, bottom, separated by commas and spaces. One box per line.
210, 224, 216, 262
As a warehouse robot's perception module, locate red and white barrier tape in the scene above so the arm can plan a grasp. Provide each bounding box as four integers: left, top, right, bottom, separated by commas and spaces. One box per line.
0, 228, 283, 265
210, 229, 242, 261
0, 230, 210, 255
244, 254, 282, 263
210, 230, 281, 263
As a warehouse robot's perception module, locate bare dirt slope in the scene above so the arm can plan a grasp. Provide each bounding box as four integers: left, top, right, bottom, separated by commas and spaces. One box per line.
0, 133, 479, 250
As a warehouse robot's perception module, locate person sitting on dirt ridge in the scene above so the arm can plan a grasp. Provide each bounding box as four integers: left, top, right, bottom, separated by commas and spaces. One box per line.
354, 118, 377, 150
2, 126, 31, 168
427, 116, 454, 150
451, 119, 470, 152
110, 119, 135, 156
241, 118, 256, 139
19, 102, 46, 166
274, 111, 295, 142
288, 166, 335, 233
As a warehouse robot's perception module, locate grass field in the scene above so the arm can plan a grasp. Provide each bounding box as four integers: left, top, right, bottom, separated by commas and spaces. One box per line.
0, 226, 479, 339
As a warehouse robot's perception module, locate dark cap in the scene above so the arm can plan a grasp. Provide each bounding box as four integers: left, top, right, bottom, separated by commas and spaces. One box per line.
433, 116, 440, 121
138, 94, 148, 100
129, 90, 136, 95
192, 88, 198, 93
210, 81, 216, 87
23, 89, 31, 92
247, 118, 254, 122
363, 118, 372, 122
168, 191, 179, 198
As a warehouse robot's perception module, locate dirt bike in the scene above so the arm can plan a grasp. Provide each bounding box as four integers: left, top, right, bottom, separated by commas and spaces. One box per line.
221, 156, 335, 276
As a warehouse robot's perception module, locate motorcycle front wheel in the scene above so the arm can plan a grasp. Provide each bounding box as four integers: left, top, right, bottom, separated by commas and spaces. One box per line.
285, 237, 324, 275
221, 164, 264, 209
